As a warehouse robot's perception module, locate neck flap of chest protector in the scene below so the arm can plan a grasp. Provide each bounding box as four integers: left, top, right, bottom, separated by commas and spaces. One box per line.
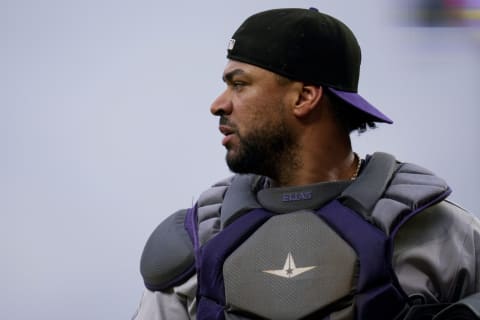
210, 153, 450, 235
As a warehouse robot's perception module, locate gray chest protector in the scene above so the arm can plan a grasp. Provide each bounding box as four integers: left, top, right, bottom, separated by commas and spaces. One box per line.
141, 153, 451, 320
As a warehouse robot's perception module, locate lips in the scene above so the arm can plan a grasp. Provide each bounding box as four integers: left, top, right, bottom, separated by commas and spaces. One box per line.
219, 124, 234, 136
219, 116, 236, 135
218, 116, 237, 147
219, 124, 235, 146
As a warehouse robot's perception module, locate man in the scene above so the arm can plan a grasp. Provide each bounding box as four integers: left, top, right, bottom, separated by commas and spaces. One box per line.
133, 8, 480, 320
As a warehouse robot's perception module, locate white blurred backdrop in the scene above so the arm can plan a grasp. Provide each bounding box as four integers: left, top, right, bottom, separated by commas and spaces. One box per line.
2, 0, 479, 319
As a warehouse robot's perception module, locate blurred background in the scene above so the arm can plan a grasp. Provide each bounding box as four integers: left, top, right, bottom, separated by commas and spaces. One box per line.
2, 0, 479, 319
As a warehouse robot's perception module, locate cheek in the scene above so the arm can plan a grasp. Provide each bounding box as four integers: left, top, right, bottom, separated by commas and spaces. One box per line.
234, 89, 287, 131
242, 109, 283, 140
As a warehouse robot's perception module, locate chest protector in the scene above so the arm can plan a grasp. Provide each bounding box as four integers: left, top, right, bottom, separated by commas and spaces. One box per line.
147, 153, 451, 320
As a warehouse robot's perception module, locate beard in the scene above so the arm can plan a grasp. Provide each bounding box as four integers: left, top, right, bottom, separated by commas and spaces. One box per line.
226, 119, 297, 180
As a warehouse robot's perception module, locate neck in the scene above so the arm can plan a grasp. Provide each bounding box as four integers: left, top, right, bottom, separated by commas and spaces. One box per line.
268, 92, 359, 188
271, 150, 358, 187
270, 124, 357, 187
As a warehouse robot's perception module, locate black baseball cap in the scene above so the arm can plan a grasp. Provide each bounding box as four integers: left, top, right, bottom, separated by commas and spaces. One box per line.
226, 7, 393, 124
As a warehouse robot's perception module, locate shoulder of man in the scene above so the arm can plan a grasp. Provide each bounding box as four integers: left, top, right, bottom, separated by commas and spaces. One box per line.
395, 200, 480, 319
394, 199, 480, 300
355, 153, 480, 316
139, 174, 258, 292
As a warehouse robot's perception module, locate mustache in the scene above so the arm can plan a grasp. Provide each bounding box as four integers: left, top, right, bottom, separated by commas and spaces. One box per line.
219, 116, 234, 128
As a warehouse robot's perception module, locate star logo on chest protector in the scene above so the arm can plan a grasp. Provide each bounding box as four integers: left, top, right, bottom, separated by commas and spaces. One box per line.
262, 252, 317, 279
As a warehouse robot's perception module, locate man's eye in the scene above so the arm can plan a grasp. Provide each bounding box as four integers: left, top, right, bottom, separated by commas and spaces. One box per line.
232, 81, 245, 89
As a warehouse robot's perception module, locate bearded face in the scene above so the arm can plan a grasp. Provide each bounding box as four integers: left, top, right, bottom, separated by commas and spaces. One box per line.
211, 61, 301, 181
224, 113, 297, 179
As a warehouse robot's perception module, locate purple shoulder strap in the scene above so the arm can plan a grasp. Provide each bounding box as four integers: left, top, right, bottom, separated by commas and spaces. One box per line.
190, 207, 273, 320
184, 205, 201, 272
317, 200, 407, 319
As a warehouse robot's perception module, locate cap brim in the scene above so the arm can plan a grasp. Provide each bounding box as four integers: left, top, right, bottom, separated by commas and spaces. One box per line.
328, 88, 393, 124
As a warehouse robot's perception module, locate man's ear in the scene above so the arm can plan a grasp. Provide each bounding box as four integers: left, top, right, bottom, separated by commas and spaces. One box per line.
293, 85, 324, 118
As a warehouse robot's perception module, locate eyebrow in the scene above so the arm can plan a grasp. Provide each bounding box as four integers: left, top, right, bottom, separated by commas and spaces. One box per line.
222, 68, 247, 83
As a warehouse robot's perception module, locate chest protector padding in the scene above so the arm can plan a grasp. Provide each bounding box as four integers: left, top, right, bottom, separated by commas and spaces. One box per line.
180, 153, 451, 320
193, 198, 407, 320
223, 210, 358, 319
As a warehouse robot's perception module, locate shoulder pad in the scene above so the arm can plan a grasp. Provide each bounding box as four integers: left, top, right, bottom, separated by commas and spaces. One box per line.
371, 160, 450, 234
196, 176, 233, 245
140, 209, 194, 291
195, 174, 263, 244
220, 174, 262, 228
340, 152, 398, 215
341, 152, 451, 234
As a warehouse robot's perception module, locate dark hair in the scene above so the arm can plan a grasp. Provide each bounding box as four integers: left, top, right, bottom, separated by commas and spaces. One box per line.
326, 90, 377, 134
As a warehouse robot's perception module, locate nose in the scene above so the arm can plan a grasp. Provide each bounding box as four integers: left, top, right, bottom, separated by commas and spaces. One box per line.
210, 89, 232, 116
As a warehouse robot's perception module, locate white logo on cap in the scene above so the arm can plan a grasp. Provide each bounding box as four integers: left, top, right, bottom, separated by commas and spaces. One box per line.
228, 39, 236, 50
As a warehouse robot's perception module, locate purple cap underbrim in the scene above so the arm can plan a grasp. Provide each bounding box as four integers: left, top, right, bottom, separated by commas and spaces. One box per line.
328, 88, 393, 124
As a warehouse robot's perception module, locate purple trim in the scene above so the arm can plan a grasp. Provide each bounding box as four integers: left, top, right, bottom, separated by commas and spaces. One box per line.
390, 188, 452, 237
328, 88, 393, 124
197, 297, 226, 320
184, 206, 198, 248
198, 208, 273, 306
184, 205, 202, 272
316, 200, 391, 291
316, 200, 407, 318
